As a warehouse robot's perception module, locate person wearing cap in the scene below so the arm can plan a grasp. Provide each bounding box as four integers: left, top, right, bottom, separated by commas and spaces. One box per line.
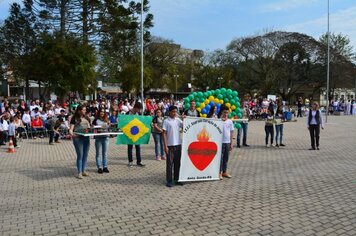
162, 105, 183, 187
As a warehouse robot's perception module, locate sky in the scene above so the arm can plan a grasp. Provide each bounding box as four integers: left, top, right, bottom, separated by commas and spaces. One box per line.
1, 0, 356, 51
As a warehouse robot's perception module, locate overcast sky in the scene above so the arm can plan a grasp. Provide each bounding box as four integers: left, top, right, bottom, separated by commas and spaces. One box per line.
1, 0, 356, 51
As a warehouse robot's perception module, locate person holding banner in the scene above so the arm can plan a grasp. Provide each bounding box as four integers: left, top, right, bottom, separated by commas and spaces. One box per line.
69, 105, 91, 179
219, 105, 234, 179
127, 102, 145, 167
93, 108, 110, 174
162, 106, 183, 187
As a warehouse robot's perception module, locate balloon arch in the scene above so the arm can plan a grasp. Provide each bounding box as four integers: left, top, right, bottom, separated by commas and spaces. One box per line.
183, 88, 243, 129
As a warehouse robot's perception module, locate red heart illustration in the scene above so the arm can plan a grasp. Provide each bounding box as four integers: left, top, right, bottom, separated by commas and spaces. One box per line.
188, 141, 218, 171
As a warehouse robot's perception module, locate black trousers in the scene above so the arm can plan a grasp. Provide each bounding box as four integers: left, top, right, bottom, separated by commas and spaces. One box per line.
166, 145, 181, 184
309, 125, 320, 148
49, 131, 59, 143
265, 125, 274, 145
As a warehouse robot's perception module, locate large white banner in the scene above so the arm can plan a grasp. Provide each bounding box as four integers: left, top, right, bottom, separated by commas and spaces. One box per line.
179, 117, 223, 182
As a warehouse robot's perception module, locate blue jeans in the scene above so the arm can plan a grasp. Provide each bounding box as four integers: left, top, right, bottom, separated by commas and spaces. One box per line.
95, 137, 109, 169
275, 124, 283, 144
152, 132, 164, 157
73, 136, 90, 173
237, 123, 248, 145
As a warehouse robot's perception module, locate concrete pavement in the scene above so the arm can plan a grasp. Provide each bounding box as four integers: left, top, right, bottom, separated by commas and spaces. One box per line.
0, 115, 356, 236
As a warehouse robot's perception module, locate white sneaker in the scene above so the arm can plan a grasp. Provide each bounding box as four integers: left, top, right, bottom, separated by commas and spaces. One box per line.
76, 173, 83, 179
266, 144, 270, 148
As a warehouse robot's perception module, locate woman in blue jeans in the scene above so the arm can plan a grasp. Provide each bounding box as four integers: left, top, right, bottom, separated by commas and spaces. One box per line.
275, 106, 285, 147
93, 108, 110, 174
69, 105, 92, 179
152, 109, 165, 161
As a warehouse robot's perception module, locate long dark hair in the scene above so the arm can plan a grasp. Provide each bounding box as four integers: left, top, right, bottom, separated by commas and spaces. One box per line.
95, 107, 109, 123
207, 105, 216, 118
73, 105, 90, 124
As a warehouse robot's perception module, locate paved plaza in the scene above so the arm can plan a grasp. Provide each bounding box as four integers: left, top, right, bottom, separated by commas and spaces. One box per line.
0, 115, 356, 236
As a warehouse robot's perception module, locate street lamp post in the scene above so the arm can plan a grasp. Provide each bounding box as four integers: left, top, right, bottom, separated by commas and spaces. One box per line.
174, 75, 179, 100
326, 0, 330, 122
218, 77, 223, 88
140, 0, 144, 114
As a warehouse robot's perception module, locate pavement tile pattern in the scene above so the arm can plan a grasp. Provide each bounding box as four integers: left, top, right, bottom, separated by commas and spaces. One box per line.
0, 116, 356, 236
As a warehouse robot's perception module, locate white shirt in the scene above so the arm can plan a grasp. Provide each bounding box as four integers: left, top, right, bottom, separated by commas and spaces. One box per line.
162, 117, 183, 146
22, 114, 31, 124
306, 110, 324, 128
121, 105, 129, 113
2, 120, 9, 131
222, 119, 234, 143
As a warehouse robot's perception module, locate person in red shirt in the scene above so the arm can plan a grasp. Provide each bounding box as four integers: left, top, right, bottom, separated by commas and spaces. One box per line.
31, 115, 45, 139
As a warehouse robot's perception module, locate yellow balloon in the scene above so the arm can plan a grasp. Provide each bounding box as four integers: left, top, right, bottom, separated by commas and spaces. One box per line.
231, 105, 236, 110
202, 114, 207, 118
208, 96, 214, 101
214, 98, 220, 104
226, 103, 231, 108
219, 99, 224, 104
200, 103, 205, 108
197, 108, 201, 112
204, 99, 210, 104
229, 108, 232, 113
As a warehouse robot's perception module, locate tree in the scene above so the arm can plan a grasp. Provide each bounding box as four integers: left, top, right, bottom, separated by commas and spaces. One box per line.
31, 33, 97, 98
98, 0, 153, 93
0, 2, 39, 99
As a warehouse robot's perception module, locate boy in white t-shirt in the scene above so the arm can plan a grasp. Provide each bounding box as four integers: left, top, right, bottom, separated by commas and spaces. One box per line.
162, 105, 183, 187
219, 105, 234, 179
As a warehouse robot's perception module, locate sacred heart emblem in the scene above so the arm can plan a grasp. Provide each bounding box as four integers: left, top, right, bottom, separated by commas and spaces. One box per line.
188, 126, 218, 171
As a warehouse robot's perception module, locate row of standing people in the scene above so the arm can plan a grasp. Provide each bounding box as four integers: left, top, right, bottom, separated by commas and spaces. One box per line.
68, 100, 235, 187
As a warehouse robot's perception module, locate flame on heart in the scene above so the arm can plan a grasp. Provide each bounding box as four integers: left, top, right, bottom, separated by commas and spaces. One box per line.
197, 126, 210, 142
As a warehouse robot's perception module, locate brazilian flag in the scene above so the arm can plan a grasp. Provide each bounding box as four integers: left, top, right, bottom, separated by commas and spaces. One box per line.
117, 115, 153, 145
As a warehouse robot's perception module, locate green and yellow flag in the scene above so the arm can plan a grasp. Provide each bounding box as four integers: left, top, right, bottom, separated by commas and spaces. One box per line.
117, 115, 152, 145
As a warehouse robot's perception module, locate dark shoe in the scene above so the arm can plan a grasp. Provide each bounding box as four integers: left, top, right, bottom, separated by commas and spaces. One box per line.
166, 182, 173, 187
275, 144, 279, 147
236, 144, 241, 148
175, 182, 184, 186
98, 168, 103, 174
309, 147, 316, 150
103, 167, 110, 173
317, 147, 320, 150
137, 163, 145, 167
280, 143, 285, 147
243, 144, 249, 147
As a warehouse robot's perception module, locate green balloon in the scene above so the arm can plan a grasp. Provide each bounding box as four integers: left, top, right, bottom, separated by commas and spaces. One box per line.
235, 123, 242, 129
184, 97, 190, 103
236, 102, 240, 108
232, 91, 238, 96
193, 92, 197, 97
227, 89, 232, 94
184, 103, 190, 109
215, 89, 221, 95
198, 92, 203, 98
196, 102, 201, 107
221, 88, 226, 93
228, 113, 233, 119
230, 99, 235, 105
224, 98, 229, 103
217, 94, 223, 100
204, 92, 208, 97
237, 112, 242, 118
188, 95, 194, 100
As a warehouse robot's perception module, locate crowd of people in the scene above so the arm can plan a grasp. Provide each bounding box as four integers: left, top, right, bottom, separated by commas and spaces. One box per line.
0, 94, 332, 186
